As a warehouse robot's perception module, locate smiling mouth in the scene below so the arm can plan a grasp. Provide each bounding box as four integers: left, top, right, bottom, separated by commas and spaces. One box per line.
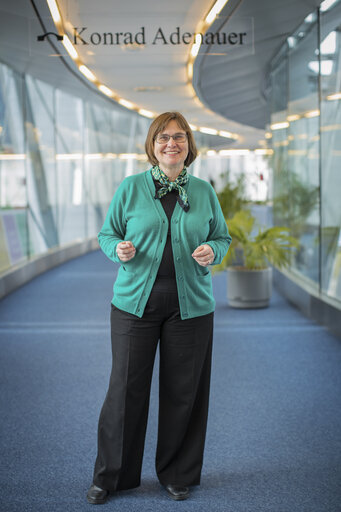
164, 151, 180, 154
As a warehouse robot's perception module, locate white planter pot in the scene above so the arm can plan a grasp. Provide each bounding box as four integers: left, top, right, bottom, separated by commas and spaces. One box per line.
227, 267, 273, 308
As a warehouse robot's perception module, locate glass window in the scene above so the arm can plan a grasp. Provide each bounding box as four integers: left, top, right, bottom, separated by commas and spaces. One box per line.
26, 75, 58, 255
55, 89, 86, 245
320, 1, 341, 300
0, 63, 28, 271
287, 21, 320, 283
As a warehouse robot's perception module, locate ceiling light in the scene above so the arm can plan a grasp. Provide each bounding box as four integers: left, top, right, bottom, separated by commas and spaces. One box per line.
62, 35, 78, 59
219, 149, 250, 155
304, 110, 320, 118
326, 92, 341, 101
118, 99, 134, 109
287, 37, 296, 48
119, 153, 138, 160
47, 0, 61, 23
191, 34, 202, 57
270, 122, 289, 130
287, 114, 300, 122
0, 154, 26, 160
56, 153, 83, 160
265, 132, 272, 139
79, 65, 96, 82
321, 31, 336, 54
199, 127, 218, 135
85, 154, 103, 160
308, 60, 333, 75
189, 124, 197, 131
138, 109, 154, 118
219, 130, 233, 138
320, 0, 339, 12
206, 0, 229, 23
187, 62, 193, 79
98, 85, 114, 97
254, 149, 273, 155
207, 150, 217, 156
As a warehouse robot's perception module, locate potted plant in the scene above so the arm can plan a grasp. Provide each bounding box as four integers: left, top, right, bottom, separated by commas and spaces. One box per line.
216, 171, 248, 220
215, 210, 298, 308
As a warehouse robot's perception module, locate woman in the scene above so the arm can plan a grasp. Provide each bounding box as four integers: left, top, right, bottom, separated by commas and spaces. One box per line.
87, 112, 232, 504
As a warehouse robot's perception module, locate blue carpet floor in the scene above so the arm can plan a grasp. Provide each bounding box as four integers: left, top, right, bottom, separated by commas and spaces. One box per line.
0, 250, 340, 512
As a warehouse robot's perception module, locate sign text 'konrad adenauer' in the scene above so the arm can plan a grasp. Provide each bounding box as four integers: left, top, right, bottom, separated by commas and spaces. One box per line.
72, 26, 247, 46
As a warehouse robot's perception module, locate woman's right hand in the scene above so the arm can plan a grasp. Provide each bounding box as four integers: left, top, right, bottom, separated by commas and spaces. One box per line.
116, 241, 136, 262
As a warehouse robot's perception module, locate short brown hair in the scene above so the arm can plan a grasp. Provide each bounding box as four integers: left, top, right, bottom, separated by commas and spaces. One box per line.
145, 111, 198, 167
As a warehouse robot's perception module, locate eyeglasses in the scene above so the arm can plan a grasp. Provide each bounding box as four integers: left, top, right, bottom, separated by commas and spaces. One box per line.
155, 133, 187, 144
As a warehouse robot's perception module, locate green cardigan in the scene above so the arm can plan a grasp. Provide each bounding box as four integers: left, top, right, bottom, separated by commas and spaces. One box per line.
98, 169, 232, 319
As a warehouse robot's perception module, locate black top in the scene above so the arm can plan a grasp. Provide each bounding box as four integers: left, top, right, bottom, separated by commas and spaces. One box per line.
153, 178, 177, 279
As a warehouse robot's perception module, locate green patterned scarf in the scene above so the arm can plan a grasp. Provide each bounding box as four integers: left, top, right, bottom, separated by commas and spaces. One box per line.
151, 165, 190, 212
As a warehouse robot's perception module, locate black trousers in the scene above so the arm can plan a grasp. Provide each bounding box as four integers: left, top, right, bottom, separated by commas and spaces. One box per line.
92, 280, 214, 492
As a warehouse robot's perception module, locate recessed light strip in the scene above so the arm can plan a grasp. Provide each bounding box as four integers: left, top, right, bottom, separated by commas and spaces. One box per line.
199, 127, 218, 135
98, 85, 114, 97
270, 122, 289, 130
62, 35, 78, 59
0, 154, 26, 160
118, 99, 134, 110
78, 65, 96, 82
185, 1, 239, 141
327, 92, 341, 101
47, 0, 61, 24
45, 0, 156, 119
206, 0, 228, 23
271, 108, 323, 131
138, 109, 155, 118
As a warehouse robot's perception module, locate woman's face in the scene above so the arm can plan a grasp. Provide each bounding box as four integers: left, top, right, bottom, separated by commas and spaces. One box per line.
153, 120, 189, 170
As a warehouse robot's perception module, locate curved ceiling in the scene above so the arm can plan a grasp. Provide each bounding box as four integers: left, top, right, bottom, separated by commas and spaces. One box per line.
0, 0, 323, 147
193, 0, 322, 130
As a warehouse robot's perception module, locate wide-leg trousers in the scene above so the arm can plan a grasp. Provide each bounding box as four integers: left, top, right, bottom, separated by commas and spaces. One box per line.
92, 280, 214, 492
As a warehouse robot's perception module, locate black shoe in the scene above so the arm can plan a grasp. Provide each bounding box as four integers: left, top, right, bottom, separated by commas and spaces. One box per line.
86, 483, 109, 505
165, 484, 189, 501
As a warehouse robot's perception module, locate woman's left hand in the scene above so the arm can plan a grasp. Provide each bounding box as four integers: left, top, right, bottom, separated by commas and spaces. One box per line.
192, 244, 214, 267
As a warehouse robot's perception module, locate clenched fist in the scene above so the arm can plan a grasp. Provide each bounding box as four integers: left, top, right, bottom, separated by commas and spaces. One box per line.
192, 244, 214, 267
117, 241, 136, 262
